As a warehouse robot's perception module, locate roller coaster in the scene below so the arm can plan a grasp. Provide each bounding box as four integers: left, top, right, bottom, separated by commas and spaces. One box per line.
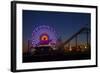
28, 26, 90, 55
23, 26, 91, 62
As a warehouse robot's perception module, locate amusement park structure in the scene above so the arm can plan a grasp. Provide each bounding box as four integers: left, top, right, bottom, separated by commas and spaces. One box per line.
23, 25, 91, 62
27, 26, 90, 55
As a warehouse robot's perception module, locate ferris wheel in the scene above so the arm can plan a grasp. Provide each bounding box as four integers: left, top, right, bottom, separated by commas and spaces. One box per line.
32, 25, 57, 47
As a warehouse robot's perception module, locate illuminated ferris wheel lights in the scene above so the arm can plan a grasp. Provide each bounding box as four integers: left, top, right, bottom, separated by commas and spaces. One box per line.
32, 25, 57, 47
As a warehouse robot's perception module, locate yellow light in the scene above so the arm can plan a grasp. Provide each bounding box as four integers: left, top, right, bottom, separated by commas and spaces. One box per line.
41, 35, 48, 41
85, 46, 87, 49
69, 48, 72, 51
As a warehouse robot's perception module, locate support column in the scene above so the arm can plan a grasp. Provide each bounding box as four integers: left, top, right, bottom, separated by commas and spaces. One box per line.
28, 40, 30, 53
75, 36, 78, 49
86, 31, 88, 48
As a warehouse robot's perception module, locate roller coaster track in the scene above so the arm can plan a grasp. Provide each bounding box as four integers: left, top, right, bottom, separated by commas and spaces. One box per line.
62, 27, 90, 46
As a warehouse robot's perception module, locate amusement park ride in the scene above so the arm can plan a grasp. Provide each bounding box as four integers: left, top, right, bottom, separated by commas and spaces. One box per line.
27, 25, 90, 56
29, 25, 58, 55
23, 25, 91, 63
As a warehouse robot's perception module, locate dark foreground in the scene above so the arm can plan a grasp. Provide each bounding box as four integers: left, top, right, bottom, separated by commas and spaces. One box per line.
23, 50, 91, 63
